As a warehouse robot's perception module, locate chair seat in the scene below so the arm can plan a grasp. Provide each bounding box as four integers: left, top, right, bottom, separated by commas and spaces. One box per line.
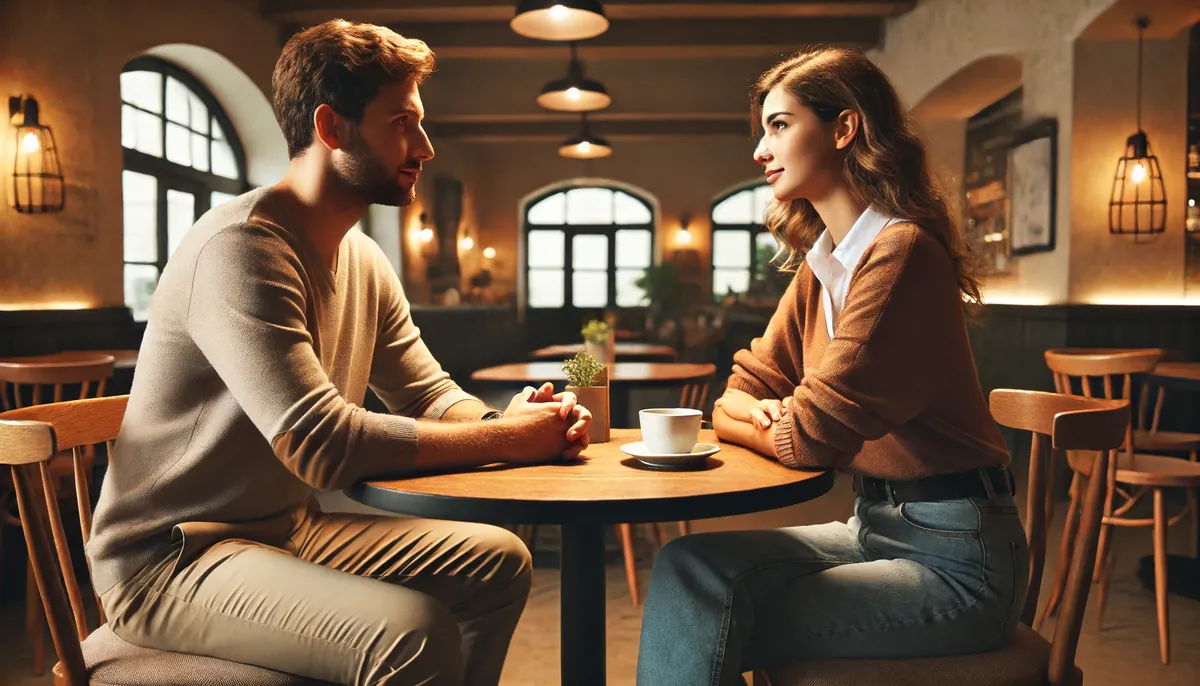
762, 624, 1077, 686
1134, 429, 1200, 452
1067, 450, 1200, 488
79, 624, 335, 686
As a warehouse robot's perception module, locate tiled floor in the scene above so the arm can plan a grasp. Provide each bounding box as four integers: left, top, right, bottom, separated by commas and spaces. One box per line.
2, 474, 1198, 685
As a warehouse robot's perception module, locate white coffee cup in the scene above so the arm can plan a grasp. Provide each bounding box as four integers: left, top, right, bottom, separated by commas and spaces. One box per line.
639, 408, 702, 455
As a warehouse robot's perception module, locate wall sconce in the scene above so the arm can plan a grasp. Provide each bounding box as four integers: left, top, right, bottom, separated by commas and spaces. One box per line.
417, 212, 435, 244
483, 246, 497, 260
8, 95, 65, 213
459, 235, 475, 251
1109, 17, 1166, 235
676, 214, 693, 245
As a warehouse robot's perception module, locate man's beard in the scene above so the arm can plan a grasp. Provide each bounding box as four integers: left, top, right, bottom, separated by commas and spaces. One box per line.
334, 130, 417, 207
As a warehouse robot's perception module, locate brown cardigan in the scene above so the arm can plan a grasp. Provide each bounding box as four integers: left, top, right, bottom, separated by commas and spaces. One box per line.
727, 223, 1009, 479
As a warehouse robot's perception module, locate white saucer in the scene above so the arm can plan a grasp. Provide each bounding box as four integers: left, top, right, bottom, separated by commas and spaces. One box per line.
620, 441, 720, 468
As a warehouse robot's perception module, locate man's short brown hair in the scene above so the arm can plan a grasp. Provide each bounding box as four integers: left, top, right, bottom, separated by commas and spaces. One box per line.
272, 20, 435, 158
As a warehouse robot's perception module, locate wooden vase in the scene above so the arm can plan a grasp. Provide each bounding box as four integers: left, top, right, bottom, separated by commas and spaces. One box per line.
567, 368, 609, 443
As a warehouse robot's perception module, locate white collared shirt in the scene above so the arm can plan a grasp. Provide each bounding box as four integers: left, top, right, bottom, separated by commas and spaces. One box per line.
804, 207, 903, 339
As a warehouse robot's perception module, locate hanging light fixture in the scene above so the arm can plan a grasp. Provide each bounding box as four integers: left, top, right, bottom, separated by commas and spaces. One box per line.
558, 113, 612, 159
511, 0, 609, 42
537, 42, 611, 112
8, 95, 64, 214
1109, 17, 1166, 235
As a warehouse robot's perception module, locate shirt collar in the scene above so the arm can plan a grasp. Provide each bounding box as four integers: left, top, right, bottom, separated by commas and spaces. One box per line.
805, 206, 894, 281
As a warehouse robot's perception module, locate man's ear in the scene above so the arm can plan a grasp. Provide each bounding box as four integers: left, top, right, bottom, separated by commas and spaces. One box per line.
312, 103, 345, 152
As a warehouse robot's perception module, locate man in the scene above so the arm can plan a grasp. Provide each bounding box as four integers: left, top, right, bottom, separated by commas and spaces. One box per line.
87, 19, 590, 686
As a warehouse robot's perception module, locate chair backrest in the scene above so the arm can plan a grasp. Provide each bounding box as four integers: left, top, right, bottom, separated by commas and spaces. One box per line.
1044, 348, 1161, 443
679, 376, 713, 415
0, 395, 129, 686
0, 353, 116, 410
989, 389, 1128, 685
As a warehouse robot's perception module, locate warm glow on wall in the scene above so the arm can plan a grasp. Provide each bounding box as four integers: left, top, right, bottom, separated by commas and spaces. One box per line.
981, 293, 1056, 306
1081, 295, 1200, 306
0, 300, 94, 311
459, 236, 474, 250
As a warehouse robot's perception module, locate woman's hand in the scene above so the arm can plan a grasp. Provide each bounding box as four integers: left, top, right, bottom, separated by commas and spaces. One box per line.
714, 389, 792, 429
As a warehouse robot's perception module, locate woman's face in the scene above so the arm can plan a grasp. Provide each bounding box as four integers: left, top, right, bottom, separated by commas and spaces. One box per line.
753, 86, 846, 203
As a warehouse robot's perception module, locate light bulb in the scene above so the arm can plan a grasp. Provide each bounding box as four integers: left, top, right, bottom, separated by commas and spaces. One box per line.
677, 228, 692, 245
549, 4, 568, 20
20, 132, 39, 154
1131, 162, 1147, 185
460, 236, 474, 250
483, 247, 496, 259
565, 87, 581, 101
577, 141, 591, 153
419, 227, 434, 243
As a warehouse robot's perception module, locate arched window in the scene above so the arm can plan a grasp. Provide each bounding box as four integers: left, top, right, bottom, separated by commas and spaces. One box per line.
710, 184, 779, 298
120, 57, 248, 321
524, 186, 654, 309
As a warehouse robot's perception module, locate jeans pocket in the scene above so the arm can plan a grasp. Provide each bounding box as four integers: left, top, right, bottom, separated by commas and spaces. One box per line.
898, 499, 981, 537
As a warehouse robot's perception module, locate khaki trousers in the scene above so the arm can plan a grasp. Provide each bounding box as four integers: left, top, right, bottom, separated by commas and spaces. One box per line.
101, 501, 532, 686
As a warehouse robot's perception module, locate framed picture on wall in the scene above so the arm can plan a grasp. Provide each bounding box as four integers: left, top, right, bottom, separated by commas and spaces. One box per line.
1006, 117, 1058, 256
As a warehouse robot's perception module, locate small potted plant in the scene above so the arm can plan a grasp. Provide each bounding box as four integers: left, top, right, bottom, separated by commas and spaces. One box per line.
562, 351, 609, 443
581, 319, 615, 366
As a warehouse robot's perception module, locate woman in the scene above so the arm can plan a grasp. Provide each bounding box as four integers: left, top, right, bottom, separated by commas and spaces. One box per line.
636, 49, 1029, 685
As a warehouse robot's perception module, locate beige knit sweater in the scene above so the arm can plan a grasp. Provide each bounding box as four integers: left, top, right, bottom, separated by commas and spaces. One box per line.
88, 188, 475, 594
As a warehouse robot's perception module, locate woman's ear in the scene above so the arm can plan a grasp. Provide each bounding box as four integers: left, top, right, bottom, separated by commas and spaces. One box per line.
833, 109, 859, 150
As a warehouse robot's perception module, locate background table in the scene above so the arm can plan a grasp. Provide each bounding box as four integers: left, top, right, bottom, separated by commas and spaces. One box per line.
347, 428, 833, 686
529, 342, 677, 362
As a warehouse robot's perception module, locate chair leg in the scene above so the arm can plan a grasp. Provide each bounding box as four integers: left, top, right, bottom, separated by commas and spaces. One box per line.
1153, 488, 1170, 665
1094, 520, 1115, 631
649, 522, 665, 549
26, 559, 44, 676
678, 520, 691, 536
618, 524, 640, 606
1190, 451, 1198, 558
1038, 472, 1080, 630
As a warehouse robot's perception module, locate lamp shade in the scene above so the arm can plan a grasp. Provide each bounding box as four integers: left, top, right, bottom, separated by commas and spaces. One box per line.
8, 96, 64, 214
1109, 131, 1166, 235
537, 47, 611, 112
558, 116, 611, 159
511, 0, 609, 42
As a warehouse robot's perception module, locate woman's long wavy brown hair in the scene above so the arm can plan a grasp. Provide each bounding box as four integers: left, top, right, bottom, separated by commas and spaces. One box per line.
751, 48, 982, 307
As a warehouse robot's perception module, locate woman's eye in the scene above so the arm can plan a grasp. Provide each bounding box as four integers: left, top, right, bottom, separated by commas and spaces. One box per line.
772, 121, 786, 131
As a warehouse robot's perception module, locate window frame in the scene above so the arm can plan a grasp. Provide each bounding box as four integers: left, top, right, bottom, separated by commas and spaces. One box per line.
710, 183, 776, 298
522, 185, 656, 310
121, 57, 250, 319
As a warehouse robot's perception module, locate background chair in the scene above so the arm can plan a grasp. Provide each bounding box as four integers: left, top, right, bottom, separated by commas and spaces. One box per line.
753, 389, 1128, 686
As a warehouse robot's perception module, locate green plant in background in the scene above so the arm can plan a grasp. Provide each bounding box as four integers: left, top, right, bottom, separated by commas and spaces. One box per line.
581, 319, 611, 345
562, 351, 604, 387
635, 262, 705, 336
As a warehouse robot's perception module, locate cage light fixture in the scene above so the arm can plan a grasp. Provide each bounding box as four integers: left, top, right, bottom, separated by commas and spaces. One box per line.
8, 95, 64, 214
1109, 17, 1166, 235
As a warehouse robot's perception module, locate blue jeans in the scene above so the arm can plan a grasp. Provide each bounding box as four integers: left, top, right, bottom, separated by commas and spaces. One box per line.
636, 495, 1030, 685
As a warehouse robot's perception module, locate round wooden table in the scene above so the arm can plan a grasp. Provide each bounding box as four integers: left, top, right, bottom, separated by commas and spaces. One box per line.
472, 361, 713, 386
347, 428, 833, 686
529, 342, 677, 361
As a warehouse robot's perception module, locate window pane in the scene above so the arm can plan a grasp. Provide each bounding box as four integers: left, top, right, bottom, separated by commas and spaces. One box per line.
566, 187, 614, 225
124, 264, 160, 322
134, 110, 163, 157
527, 192, 566, 225
122, 170, 157, 262
191, 132, 209, 172
615, 229, 651, 268
753, 185, 774, 224
572, 270, 608, 308
713, 268, 750, 296
755, 231, 780, 262
120, 71, 161, 113
166, 77, 190, 125
211, 190, 236, 209
712, 230, 751, 267
614, 191, 652, 224
528, 269, 565, 308
527, 230, 565, 268
189, 92, 209, 133
712, 189, 754, 225
572, 234, 608, 270
213, 118, 225, 140
166, 123, 191, 166
212, 139, 238, 179
616, 268, 646, 307
121, 104, 138, 149
166, 189, 195, 258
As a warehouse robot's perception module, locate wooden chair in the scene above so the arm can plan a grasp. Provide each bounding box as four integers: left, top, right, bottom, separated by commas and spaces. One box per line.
0, 396, 333, 685
615, 374, 713, 605
753, 389, 1128, 686
0, 353, 115, 676
1041, 348, 1200, 664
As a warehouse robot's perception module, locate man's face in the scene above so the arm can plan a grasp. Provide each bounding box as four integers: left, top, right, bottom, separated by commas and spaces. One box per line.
333, 78, 435, 206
